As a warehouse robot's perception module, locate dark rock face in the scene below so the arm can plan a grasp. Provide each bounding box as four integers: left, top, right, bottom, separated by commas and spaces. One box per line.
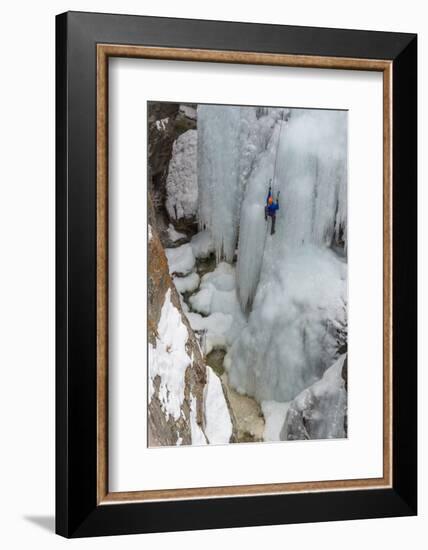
148, 102, 198, 245
280, 354, 348, 441
148, 103, 177, 178
341, 355, 348, 434
341, 355, 348, 392
147, 103, 196, 181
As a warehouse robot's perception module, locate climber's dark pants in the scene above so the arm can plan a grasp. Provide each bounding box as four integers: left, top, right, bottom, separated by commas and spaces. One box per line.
265, 206, 277, 234
270, 214, 276, 235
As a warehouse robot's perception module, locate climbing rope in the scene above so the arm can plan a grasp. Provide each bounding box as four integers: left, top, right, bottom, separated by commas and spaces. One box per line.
264, 110, 286, 235
270, 109, 286, 197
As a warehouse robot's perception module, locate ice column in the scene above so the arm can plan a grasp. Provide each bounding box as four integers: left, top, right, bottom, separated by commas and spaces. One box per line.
197, 105, 241, 262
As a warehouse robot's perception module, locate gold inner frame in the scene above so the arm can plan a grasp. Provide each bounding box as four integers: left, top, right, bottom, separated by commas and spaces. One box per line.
96, 44, 393, 504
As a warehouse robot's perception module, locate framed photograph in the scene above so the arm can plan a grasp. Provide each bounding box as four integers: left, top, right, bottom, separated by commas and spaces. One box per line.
56, 11, 417, 537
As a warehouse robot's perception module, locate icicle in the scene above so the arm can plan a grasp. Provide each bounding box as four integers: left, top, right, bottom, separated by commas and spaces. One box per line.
197, 105, 241, 262
274, 109, 348, 249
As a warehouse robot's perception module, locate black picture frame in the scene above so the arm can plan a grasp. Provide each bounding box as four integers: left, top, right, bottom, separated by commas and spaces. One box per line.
56, 11, 417, 538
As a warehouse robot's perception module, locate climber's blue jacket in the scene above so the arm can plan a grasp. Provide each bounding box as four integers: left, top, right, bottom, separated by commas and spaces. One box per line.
267, 202, 279, 215
266, 189, 279, 215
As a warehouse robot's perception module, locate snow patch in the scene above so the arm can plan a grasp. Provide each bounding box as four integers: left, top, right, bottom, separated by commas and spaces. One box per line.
167, 223, 186, 242
148, 289, 191, 421
165, 243, 195, 276
189, 262, 241, 317
187, 311, 233, 354
173, 272, 200, 294
203, 367, 233, 444
155, 117, 169, 131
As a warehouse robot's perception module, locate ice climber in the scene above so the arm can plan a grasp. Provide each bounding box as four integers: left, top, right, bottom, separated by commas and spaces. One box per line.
265, 186, 279, 235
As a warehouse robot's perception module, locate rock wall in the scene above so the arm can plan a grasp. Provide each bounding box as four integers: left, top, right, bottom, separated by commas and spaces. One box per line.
280, 354, 348, 441
148, 103, 198, 242
148, 200, 236, 446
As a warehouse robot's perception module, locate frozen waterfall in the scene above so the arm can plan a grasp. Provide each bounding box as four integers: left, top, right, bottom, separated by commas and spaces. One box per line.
196, 105, 348, 402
